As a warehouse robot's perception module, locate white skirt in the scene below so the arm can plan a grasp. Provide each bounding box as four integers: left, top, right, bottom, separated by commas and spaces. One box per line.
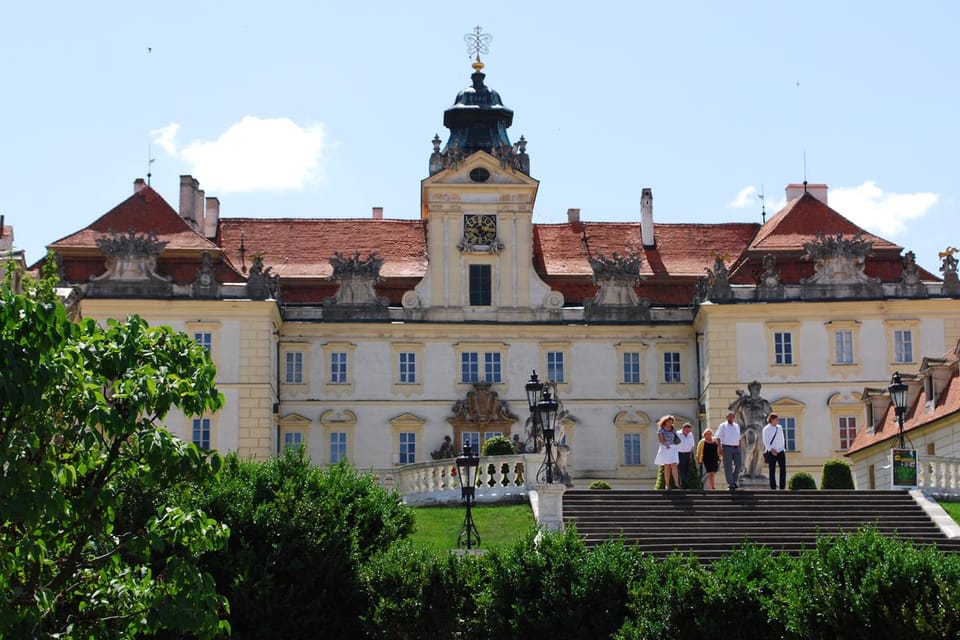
654, 444, 679, 465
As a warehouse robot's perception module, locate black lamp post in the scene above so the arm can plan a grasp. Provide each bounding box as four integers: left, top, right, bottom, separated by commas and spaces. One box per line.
525, 369, 560, 484
456, 441, 480, 550
888, 371, 909, 449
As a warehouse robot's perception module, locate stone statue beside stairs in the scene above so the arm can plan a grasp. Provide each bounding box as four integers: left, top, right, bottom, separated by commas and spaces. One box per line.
729, 381, 772, 482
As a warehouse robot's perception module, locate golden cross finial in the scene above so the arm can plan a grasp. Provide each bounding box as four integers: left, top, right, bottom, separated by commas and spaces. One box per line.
464, 25, 492, 71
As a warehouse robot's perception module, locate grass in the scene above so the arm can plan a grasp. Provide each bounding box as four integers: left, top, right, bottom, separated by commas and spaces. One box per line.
938, 500, 960, 525
409, 503, 536, 552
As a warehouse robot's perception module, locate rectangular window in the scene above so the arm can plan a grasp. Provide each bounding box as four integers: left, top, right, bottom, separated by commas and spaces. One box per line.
484, 352, 502, 383
330, 352, 348, 383
284, 431, 303, 451
194, 331, 212, 353
838, 416, 857, 450
192, 418, 211, 449
469, 264, 492, 306
781, 416, 797, 452
399, 432, 416, 465
329, 432, 347, 464
484, 431, 503, 441
774, 332, 793, 365
399, 351, 417, 383
461, 352, 480, 383
894, 330, 913, 363
834, 330, 853, 364
623, 433, 642, 465
623, 352, 642, 383
285, 351, 303, 383
547, 351, 565, 383
663, 352, 682, 383
462, 431, 480, 455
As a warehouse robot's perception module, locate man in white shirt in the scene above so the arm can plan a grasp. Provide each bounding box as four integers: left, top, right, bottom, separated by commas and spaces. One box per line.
762, 413, 787, 490
676, 423, 696, 489
716, 412, 743, 490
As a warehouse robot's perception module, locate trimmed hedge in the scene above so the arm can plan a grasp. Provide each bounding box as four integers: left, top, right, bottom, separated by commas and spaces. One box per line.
788, 471, 817, 490
481, 435, 516, 456
820, 458, 855, 490
359, 527, 960, 639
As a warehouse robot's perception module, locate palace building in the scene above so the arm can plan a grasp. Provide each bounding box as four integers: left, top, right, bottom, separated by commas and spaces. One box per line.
31, 54, 960, 487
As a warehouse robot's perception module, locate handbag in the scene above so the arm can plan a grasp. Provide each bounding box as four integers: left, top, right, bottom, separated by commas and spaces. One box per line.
674, 432, 681, 445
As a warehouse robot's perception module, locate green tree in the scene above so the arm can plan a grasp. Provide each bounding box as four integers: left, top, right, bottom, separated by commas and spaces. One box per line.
183, 450, 415, 639
0, 283, 229, 639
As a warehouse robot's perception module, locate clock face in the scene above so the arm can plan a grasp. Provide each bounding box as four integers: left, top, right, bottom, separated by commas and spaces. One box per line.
464, 214, 497, 245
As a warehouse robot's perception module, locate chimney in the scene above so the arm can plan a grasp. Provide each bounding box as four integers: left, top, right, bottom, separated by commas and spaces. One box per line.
567, 208, 580, 223
0, 216, 10, 252
785, 182, 828, 205
640, 188, 654, 248
372, 206, 383, 220
195, 187, 205, 231
133, 178, 147, 193
204, 197, 220, 238
179, 175, 199, 226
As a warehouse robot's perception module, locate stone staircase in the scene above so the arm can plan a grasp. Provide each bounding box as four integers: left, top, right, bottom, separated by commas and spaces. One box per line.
562, 489, 960, 561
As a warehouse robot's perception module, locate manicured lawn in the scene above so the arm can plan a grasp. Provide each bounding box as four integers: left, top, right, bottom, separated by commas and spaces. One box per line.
409, 503, 536, 552
939, 500, 960, 525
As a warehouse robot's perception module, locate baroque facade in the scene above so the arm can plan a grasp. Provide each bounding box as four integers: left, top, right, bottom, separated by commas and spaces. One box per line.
31, 59, 960, 486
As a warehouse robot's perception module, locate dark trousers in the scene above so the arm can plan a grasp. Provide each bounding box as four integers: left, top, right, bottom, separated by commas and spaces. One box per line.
768, 451, 786, 490
677, 451, 692, 489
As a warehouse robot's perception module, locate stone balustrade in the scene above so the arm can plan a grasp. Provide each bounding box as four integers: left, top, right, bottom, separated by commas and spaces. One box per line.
391, 453, 539, 506
918, 455, 960, 497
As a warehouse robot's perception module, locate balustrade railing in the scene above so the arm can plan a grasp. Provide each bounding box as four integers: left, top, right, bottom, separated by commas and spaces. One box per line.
918, 455, 960, 497
392, 454, 537, 506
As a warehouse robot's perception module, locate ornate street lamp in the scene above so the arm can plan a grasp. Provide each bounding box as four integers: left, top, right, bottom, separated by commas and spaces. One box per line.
456, 441, 481, 550
525, 370, 545, 453
538, 386, 559, 484
888, 371, 909, 449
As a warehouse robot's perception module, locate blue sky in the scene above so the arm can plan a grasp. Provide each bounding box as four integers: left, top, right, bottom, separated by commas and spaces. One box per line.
2, 1, 957, 274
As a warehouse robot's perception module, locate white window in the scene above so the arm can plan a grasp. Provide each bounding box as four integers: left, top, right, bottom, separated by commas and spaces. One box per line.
330, 352, 348, 383
838, 416, 857, 450
399, 352, 417, 383
894, 330, 913, 363
329, 431, 347, 463
284, 430, 303, 451
462, 431, 480, 454
484, 352, 502, 383
192, 417, 211, 449
623, 352, 642, 383
663, 352, 681, 383
194, 331, 212, 353
623, 433, 642, 465
774, 332, 793, 365
461, 352, 479, 382
781, 416, 797, 452
834, 330, 853, 364
547, 351, 565, 383
285, 351, 303, 384
398, 432, 416, 464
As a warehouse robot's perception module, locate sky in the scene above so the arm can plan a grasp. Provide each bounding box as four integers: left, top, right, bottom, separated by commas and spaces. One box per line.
2, 1, 957, 275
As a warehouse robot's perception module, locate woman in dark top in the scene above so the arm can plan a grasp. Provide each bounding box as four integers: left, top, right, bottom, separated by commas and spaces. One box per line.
696, 427, 722, 490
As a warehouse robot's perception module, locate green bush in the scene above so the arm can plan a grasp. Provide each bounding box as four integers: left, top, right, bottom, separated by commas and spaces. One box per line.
616, 552, 706, 639
788, 472, 817, 490
778, 527, 960, 639
182, 449, 414, 638
820, 458, 855, 490
482, 435, 516, 456
589, 480, 613, 490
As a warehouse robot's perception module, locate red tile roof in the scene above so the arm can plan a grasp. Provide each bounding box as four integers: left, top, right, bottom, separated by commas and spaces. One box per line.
847, 352, 960, 454
216, 218, 429, 279
48, 186, 222, 253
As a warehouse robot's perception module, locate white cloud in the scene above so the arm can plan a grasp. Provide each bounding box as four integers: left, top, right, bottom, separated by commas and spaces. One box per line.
179, 117, 327, 193
830, 181, 939, 237
729, 185, 757, 208
152, 117, 328, 193
150, 122, 180, 156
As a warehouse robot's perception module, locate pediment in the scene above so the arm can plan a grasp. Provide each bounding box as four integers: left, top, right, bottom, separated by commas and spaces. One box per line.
389, 412, 426, 425
422, 151, 539, 188
279, 412, 312, 426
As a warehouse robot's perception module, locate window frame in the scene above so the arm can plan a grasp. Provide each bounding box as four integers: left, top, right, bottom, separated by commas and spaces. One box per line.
468, 263, 492, 306
321, 342, 356, 395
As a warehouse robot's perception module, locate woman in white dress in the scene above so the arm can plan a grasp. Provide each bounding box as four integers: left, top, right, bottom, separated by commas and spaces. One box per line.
654, 415, 681, 489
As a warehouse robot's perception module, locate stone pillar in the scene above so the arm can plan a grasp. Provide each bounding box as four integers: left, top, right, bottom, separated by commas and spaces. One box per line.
531, 483, 565, 532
